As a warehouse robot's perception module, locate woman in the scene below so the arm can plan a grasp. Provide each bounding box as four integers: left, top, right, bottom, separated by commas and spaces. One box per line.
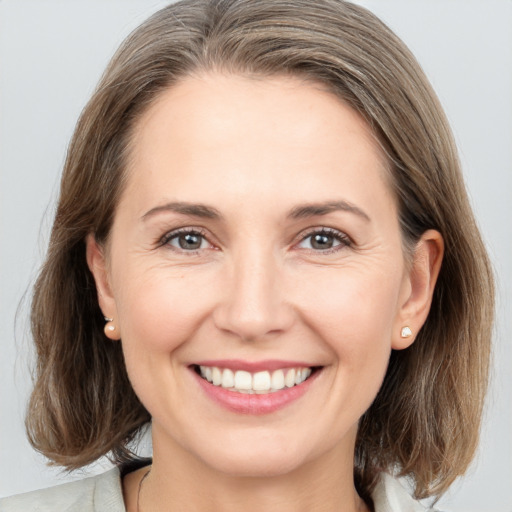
1, 0, 494, 511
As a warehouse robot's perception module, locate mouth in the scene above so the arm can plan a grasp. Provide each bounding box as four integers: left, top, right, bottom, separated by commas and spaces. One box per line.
192, 364, 320, 394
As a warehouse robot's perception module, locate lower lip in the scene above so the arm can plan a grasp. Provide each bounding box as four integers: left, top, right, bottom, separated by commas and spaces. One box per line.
191, 368, 321, 415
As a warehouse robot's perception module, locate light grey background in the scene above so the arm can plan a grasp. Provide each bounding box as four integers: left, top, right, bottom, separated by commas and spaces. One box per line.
1, 1, 511, 510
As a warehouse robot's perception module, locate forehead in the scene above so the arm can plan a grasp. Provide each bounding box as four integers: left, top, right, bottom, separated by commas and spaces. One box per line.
123, 72, 393, 214
132, 72, 384, 155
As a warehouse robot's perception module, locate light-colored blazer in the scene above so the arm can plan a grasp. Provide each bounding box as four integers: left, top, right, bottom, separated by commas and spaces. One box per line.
0, 468, 436, 511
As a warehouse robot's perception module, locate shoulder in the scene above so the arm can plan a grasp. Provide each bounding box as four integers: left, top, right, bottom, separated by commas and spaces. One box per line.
371, 473, 440, 512
0, 467, 125, 512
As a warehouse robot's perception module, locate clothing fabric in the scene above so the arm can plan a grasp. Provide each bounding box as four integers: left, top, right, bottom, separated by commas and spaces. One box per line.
0, 467, 436, 511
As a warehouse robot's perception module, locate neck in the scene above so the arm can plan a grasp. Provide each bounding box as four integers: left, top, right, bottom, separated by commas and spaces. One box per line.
138, 425, 368, 512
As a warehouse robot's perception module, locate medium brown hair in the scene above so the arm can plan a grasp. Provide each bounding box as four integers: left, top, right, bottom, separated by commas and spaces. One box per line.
27, 0, 494, 501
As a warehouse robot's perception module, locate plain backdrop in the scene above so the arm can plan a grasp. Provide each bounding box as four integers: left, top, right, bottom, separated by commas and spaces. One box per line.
1, 1, 511, 511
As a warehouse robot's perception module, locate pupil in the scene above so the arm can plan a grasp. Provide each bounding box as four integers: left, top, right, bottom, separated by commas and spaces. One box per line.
312, 234, 333, 250
179, 233, 201, 250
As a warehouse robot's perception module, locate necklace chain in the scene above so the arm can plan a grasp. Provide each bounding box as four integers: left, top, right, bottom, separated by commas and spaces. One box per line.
137, 468, 152, 512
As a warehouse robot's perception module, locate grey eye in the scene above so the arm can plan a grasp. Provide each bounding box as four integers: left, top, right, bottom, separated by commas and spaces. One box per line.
168, 232, 208, 251
310, 233, 335, 250
297, 229, 349, 251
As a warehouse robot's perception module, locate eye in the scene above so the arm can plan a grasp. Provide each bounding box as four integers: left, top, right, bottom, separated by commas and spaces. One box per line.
162, 229, 212, 252
297, 228, 350, 252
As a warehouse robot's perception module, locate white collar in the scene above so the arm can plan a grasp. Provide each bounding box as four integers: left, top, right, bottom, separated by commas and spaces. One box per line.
371, 473, 433, 512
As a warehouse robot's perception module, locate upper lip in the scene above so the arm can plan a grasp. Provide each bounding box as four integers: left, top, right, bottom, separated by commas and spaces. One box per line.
192, 359, 318, 372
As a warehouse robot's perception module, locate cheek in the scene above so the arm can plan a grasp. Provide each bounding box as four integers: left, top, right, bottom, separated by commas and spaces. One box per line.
112, 265, 219, 415
113, 262, 220, 354
273, 263, 405, 443
300, 263, 401, 332
295, 263, 402, 375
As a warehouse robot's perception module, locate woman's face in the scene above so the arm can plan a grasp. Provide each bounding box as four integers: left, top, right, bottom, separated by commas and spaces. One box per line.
90, 73, 421, 477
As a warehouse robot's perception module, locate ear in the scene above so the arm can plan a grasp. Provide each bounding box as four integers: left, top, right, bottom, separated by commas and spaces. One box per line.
392, 229, 444, 350
86, 234, 120, 340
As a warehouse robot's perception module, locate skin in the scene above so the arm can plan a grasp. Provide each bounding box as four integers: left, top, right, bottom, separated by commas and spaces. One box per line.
87, 73, 443, 512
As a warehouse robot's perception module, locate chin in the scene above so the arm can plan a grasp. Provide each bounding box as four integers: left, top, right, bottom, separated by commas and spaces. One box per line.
189, 432, 316, 479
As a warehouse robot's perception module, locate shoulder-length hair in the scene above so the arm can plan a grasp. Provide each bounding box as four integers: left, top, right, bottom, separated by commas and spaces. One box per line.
27, 0, 494, 502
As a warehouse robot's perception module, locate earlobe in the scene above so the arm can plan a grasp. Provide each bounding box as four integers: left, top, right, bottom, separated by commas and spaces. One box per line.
86, 234, 120, 339
392, 229, 444, 350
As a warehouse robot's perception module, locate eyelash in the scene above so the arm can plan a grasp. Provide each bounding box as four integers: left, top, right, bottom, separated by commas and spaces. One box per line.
159, 227, 351, 255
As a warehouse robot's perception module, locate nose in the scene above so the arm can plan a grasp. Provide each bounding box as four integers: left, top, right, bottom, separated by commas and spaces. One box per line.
213, 248, 295, 342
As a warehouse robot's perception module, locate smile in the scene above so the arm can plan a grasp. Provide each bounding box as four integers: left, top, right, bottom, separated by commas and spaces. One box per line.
196, 365, 313, 394
190, 361, 322, 414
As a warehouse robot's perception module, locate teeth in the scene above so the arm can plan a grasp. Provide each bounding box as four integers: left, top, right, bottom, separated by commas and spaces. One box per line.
285, 368, 295, 388
198, 365, 313, 393
295, 369, 311, 385
271, 369, 285, 390
221, 368, 234, 388
234, 370, 252, 390
212, 367, 222, 386
253, 371, 271, 391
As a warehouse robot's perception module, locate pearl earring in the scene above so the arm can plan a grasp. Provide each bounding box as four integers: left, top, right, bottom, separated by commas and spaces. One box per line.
401, 326, 412, 338
104, 317, 117, 337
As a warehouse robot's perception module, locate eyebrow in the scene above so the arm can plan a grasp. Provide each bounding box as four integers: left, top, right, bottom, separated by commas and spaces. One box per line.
141, 201, 223, 221
141, 199, 370, 223
287, 200, 371, 222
